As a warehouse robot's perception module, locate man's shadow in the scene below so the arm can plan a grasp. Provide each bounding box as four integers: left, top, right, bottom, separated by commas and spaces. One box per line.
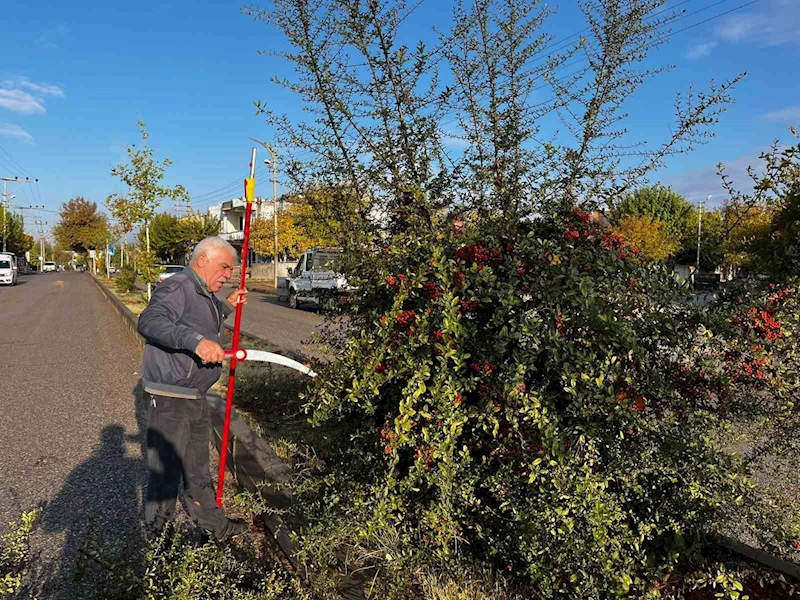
27, 382, 151, 599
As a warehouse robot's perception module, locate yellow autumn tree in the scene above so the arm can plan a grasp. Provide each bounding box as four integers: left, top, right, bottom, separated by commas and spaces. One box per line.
250, 188, 342, 257
723, 205, 774, 268
612, 215, 679, 262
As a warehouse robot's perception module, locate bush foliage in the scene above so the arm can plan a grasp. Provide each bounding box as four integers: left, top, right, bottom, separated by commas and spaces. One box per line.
297, 211, 800, 598
116, 263, 137, 294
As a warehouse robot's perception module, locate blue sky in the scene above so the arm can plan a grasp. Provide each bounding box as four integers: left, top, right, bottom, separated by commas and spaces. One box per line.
1, 0, 798, 238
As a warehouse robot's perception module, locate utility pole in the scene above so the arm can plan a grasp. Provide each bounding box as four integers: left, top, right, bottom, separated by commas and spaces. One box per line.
250, 138, 279, 289
33, 211, 46, 270
2, 176, 38, 252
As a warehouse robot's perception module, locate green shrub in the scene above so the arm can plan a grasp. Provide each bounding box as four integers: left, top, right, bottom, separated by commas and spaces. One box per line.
116, 264, 137, 294
1, 509, 40, 598
296, 211, 800, 598
74, 525, 315, 600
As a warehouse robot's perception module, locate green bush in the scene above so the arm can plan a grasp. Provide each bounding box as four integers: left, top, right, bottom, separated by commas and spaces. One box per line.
116, 264, 137, 294
296, 211, 800, 598
1, 509, 40, 598
73, 525, 316, 600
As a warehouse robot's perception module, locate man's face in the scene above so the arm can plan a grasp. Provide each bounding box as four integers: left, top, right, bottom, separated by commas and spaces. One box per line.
197, 248, 235, 293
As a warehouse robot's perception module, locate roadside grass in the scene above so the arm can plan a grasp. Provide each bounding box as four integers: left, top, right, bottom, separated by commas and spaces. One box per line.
67, 462, 314, 600
95, 276, 148, 315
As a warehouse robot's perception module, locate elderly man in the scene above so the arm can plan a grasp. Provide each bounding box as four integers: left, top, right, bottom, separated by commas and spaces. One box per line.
138, 236, 248, 540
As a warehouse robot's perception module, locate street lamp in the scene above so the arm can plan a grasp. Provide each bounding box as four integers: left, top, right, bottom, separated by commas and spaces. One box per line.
251, 138, 279, 289
696, 194, 711, 274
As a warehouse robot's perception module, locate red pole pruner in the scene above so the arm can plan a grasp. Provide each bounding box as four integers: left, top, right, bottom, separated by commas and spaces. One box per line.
215, 147, 316, 508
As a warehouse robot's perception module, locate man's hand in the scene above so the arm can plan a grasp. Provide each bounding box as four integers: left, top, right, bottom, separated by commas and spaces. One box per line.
195, 338, 225, 365
227, 288, 248, 306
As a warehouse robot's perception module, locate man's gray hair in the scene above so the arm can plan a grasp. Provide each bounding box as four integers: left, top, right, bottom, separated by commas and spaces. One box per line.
190, 236, 237, 265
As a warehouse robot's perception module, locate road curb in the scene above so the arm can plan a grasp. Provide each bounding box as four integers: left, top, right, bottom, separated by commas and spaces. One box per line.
89, 275, 145, 349
205, 392, 302, 568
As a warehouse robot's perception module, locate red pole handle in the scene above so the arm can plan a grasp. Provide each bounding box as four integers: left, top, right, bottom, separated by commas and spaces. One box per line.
216, 182, 254, 507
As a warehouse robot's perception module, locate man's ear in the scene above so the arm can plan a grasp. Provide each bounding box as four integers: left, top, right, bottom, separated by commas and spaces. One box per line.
196, 254, 207, 268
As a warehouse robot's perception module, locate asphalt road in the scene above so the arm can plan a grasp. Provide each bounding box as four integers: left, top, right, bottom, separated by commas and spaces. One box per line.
215, 282, 326, 357
0, 272, 146, 598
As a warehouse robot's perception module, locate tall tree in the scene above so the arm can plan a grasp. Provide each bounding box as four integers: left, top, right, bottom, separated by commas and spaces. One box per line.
106, 121, 189, 297
139, 213, 181, 262
612, 215, 679, 262
673, 208, 725, 271
53, 197, 109, 254
251, 190, 342, 258
178, 214, 221, 256
717, 132, 800, 279
611, 186, 694, 241
0, 210, 34, 256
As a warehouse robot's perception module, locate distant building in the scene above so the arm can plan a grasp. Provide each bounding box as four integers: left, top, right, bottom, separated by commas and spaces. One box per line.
207, 197, 281, 264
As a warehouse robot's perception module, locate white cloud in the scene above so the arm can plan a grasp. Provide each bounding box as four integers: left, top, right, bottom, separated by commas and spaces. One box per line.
714, 0, 800, 47
762, 105, 800, 124
662, 148, 777, 206
0, 89, 46, 115
686, 42, 717, 60
0, 78, 65, 115
0, 123, 34, 143
17, 78, 64, 97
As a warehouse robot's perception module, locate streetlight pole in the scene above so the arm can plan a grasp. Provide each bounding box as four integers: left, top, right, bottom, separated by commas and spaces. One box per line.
250, 138, 279, 290
696, 195, 711, 274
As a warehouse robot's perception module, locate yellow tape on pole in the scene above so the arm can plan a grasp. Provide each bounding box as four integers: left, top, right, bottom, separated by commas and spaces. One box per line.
244, 177, 255, 203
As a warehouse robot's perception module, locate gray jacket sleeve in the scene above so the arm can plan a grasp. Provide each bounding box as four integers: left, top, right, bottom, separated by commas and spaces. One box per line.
138, 278, 204, 351
221, 297, 235, 319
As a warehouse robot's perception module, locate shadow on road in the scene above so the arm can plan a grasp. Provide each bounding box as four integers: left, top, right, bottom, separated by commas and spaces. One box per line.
26, 384, 150, 598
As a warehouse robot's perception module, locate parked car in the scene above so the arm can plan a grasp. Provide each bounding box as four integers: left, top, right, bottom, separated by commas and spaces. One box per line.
42, 261, 57, 273
0, 253, 18, 286
158, 265, 185, 283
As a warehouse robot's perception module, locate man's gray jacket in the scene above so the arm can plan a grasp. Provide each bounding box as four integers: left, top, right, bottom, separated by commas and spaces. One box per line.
138, 267, 234, 399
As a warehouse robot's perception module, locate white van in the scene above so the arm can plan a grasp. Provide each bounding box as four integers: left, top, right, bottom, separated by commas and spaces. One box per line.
0, 253, 18, 286
285, 248, 349, 309
42, 261, 57, 273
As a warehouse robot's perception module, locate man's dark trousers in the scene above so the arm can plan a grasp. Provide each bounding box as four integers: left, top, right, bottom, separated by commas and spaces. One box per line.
145, 393, 226, 535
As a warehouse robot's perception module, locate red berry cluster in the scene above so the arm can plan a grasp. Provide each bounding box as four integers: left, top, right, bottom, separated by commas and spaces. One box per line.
459, 299, 480, 312
431, 330, 444, 341
380, 428, 395, 455
555, 315, 567, 336
385, 273, 408, 289
455, 244, 504, 269
396, 310, 416, 326
767, 286, 795, 306
423, 280, 442, 300
563, 226, 580, 242
732, 306, 783, 341
415, 445, 434, 470
601, 232, 625, 251
469, 359, 497, 375
574, 208, 591, 225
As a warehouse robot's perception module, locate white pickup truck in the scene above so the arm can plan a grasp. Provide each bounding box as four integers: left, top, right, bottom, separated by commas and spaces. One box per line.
283, 248, 349, 309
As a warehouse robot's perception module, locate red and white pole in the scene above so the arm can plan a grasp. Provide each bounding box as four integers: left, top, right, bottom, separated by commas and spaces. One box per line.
216, 147, 257, 507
